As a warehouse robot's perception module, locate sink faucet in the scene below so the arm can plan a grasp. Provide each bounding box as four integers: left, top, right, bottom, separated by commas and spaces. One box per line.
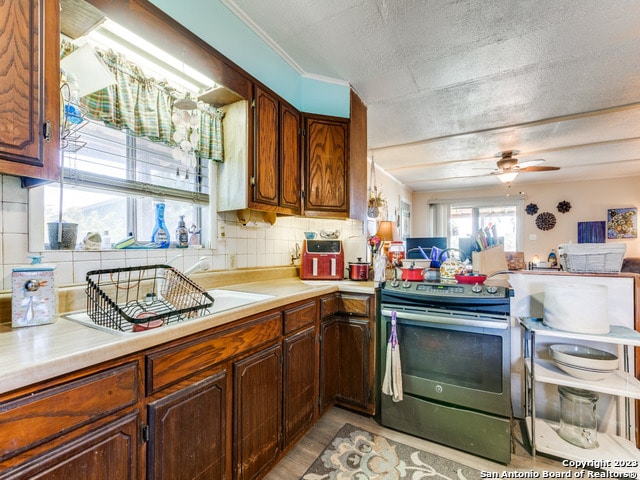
184, 256, 210, 276
166, 253, 210, 276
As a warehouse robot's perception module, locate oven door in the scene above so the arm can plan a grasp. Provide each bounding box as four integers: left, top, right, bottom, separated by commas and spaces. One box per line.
380, 305, 511, 417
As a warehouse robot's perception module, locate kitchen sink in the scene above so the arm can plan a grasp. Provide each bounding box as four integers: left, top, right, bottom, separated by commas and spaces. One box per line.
63, 289, 275, 335
206, 289, 275, 313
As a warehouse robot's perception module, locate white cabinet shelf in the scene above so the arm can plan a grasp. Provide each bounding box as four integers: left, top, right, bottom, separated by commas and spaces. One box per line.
519, 317, 640, 474
525, 417, 639, 474
524, 359, 640, 399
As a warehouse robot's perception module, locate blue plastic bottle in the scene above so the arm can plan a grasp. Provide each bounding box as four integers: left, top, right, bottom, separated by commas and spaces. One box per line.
151, 202, 170, 248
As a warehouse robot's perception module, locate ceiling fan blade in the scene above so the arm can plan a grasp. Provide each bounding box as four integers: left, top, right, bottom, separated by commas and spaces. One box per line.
516, 159, 545, 169
518, 165, 561, 172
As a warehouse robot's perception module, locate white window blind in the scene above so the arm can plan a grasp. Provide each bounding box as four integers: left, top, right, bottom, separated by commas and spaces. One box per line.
63, 119, 210, 205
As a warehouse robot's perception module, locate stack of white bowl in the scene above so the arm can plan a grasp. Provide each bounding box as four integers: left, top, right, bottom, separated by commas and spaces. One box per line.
549, 344, 619, 381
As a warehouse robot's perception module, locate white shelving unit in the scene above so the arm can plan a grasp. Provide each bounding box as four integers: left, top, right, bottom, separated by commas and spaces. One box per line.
519, 317, 640, 475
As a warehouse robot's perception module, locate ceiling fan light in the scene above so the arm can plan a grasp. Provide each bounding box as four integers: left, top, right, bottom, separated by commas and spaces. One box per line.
497, 172, 518, 183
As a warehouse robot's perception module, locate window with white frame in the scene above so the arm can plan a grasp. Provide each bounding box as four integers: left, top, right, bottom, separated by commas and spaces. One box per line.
35, 17, 225, 249
430, 197, 524, 257
43, 120, 207, 246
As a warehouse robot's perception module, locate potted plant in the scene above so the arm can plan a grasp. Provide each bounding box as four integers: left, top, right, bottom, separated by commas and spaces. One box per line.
367, 189, 386, 218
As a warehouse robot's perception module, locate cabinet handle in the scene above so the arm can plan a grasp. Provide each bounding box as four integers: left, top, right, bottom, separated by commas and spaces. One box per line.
43, 120, 51, 142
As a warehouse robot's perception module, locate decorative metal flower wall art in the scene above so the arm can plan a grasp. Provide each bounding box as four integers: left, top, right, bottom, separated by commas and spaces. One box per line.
535, 212, 557, 231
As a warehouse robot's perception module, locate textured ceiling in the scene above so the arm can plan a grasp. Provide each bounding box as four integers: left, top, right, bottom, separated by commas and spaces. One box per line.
222, 0, 640, 192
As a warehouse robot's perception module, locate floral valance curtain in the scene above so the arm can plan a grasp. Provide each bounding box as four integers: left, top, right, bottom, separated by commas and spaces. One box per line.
61, 39, 224, 162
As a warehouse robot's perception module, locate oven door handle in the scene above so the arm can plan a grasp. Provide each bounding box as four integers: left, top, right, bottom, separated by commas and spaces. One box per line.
381, 308, 509, 330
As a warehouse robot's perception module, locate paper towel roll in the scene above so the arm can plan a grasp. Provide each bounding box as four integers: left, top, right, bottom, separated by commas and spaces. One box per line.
543, 284, 609, 334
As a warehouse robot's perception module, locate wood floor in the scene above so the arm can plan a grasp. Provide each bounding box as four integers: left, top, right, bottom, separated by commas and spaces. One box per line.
266, 407, 582, 478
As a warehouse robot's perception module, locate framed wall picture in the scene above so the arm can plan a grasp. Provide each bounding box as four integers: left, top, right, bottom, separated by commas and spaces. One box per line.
578, 221, 606, 243
607, 207, 637, 239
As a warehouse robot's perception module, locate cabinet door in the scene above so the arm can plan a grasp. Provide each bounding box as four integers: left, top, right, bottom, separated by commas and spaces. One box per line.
0, 0, 60, 180
304, 116, 348, 216
319, 317, 340, 413
283, 326, 317, 445
279, 103, 301, 213
233, 344, 282, 480
147, 371, 227, 480
253, 86, 279, 207
319, 317, 372, 414
0, 412, 139, 480
334, 318, 371, 410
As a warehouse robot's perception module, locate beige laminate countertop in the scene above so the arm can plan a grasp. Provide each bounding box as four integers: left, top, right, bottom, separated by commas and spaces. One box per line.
0, 277, 375, 396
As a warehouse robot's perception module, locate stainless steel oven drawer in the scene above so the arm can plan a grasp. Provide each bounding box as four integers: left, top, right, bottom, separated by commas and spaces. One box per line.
380, 394, 512, 464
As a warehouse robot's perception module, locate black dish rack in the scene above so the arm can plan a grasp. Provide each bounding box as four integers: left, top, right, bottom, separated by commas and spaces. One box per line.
86, 264, 214, 332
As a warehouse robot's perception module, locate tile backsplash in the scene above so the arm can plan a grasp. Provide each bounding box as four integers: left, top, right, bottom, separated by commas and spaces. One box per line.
0, 175, 367, 290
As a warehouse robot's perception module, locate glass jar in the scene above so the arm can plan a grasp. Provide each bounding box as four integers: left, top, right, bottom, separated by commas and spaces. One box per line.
558, 386, 599, 449
387, 241, 405, 266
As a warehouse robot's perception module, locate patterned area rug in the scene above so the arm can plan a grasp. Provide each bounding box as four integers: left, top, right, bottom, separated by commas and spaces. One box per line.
301, 423, 481, 480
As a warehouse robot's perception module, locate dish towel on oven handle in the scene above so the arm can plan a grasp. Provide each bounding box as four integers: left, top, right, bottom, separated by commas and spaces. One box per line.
382, 310, 403, 402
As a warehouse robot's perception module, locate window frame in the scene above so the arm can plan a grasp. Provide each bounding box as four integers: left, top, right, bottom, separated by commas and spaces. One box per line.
429, 195, 525, 253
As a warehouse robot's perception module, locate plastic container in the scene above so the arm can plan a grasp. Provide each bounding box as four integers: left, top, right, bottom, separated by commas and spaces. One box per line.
151, 202, 170, 248
176, 215, 189, 248
558, 386, 599, 449
101, 230, 111, 250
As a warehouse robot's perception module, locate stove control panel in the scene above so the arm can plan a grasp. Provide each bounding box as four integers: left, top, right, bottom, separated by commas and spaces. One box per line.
385, 280, 510, 298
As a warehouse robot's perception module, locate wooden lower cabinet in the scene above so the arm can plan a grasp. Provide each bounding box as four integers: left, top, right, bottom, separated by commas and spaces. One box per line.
233, 343, 283, 480
0, 412, 139, 480
0, 360, 139, 480
147, 370, 227, 480
0, 294, 352, 479
283, 326, 317, 445
319, 293, 375, 415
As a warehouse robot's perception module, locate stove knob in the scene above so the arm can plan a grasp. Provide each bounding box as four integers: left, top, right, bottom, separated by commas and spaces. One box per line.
486, 285, 498, 294
471, 283, 483, 293
402, 280, 411, 288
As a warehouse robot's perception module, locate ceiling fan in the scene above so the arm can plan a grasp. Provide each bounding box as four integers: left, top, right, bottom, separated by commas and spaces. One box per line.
491, 150, 560, 183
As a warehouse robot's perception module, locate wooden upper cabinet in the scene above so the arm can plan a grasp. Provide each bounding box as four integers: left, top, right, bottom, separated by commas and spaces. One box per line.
0, 0, 60, 181
280, 103, 301, 212
304, 115, 349, 217
251, 86, 302, 215
253, 87, 279, 207
349, 89, 368, 220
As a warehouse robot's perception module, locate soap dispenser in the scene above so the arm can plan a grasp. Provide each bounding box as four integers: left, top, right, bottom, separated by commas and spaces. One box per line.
12, 256, 58, 328
176, 215, 189, 248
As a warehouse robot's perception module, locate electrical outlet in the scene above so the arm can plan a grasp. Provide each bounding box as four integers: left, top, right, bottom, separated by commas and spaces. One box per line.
529, 234, 537, 241
230, 254, 236, 269
218, 222, 225, 239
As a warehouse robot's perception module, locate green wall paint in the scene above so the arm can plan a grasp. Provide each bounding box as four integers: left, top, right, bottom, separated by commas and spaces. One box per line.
150, 0, 350, 117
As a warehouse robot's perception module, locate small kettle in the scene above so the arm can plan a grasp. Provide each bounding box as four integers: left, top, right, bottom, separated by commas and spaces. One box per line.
439, 248, 468, 280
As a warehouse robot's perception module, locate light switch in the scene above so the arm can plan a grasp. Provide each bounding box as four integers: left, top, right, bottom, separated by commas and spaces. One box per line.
529, 234, 537, 241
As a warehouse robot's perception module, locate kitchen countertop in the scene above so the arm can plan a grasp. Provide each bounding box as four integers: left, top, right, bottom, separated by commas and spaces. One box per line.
0, 277, 375, 396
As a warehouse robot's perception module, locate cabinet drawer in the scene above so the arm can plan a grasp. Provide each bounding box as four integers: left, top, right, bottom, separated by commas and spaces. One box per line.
146, 312, 282, 394
0, 362, 138, 460
284, 301, 316, 334
339, 294, 371, 317
320, 295, 339, 318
